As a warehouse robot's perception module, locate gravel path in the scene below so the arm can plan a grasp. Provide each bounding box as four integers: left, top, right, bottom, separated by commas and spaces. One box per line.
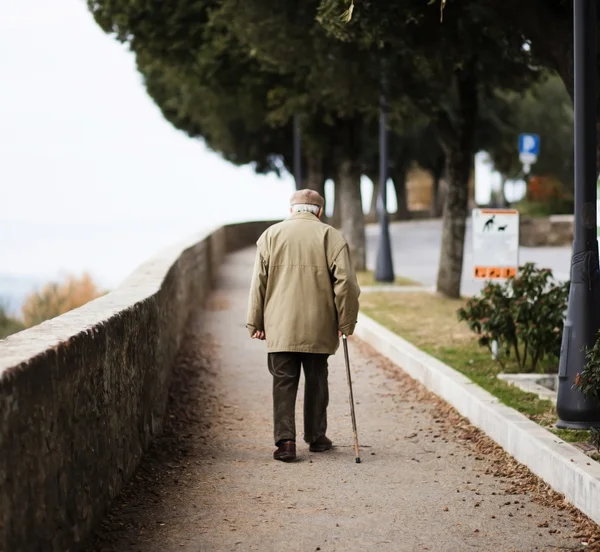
86, 248, 599, 552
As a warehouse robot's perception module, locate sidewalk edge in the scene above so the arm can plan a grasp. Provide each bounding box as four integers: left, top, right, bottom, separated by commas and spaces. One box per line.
355, 312, 600, 526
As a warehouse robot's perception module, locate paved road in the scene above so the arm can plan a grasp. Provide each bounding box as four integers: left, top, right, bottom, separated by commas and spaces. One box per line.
366, 219, 572, 296
88, 248, 587, 552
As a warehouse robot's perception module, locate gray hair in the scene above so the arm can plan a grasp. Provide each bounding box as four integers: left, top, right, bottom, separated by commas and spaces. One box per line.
292, 203, 321, 215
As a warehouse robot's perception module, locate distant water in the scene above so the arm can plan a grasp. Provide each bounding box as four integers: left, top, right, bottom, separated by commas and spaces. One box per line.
0, 218, 238, 315
0, 275, 43, 315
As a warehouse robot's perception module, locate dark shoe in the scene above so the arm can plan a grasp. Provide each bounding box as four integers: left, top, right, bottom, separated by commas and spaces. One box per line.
309, 435, 333, 452
274, 440, 296, 462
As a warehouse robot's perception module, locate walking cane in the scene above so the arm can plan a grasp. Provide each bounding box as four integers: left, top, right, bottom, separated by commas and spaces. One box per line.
342, 334, 361, 463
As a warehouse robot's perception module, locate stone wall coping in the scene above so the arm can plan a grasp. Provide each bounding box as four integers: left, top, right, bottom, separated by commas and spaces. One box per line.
355, 312, 600, 526
0, 225, 223, 376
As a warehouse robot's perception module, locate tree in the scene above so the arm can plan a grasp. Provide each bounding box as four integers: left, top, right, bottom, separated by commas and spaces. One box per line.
88, 0, 385, 270
317, 0, 541, 298
342, 0, 600, 169
363, 113, 442, 222
411, 125, 446, 218
481, 74, 574, 196
89, 0, 298, 177
214, 0, 396, 270
138, 53, 293, 176
390, 121, 447, 221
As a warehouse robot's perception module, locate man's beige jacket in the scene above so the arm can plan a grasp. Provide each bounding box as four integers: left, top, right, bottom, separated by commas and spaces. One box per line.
246, 212, 360, 354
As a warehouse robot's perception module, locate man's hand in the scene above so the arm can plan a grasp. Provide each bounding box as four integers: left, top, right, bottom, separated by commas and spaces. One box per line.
252, 330, 266, 340
338, 331, 343, 338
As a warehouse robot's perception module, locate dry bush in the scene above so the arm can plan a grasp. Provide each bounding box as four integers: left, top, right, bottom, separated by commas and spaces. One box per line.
21, 273, 103, 327
406, 166, 433, 209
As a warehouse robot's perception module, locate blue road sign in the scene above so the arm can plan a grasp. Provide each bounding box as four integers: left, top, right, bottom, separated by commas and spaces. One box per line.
518, 133, 540, 156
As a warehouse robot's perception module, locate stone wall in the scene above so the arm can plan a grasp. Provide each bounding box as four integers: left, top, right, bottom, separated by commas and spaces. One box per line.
0, 220, 278, 552
519, 215, 574, 247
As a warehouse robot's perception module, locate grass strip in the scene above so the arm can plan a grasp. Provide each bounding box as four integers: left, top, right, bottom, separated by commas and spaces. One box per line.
357, 271, 420, 288
360, 291, 590, 444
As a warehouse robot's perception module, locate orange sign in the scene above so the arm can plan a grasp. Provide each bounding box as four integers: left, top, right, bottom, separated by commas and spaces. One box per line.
473, 208, 520, 282
479, 209, 519, 215
474, 266, 487, 278
503, 267, 517, 278
473, 266, 517, 280
487, 267, 501, 279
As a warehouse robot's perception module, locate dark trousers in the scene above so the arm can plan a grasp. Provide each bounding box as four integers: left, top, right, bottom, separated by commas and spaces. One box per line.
267, 352, 329, 445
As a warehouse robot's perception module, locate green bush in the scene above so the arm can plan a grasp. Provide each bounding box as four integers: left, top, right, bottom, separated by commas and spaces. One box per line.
514, 198, 574, 218
0, 304, 25, 340
457, 263, 569, 373
575, 333, 600, 402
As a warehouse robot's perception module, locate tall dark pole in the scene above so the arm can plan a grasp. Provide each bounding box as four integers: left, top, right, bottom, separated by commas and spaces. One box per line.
375, 65, 395, 282
556, 0, 600, 429
293, 114, 302, 190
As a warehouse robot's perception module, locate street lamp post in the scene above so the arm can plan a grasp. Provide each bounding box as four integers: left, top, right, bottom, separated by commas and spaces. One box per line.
556, 0, 600, 429
293, 114, 302, 190
375, 66, 395, 282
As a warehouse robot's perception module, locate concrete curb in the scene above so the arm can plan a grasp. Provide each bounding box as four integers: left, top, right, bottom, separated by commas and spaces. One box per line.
354, 312, 600, 526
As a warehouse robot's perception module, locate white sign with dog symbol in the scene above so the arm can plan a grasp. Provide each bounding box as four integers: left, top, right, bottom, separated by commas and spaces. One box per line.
472, 208, 519, 280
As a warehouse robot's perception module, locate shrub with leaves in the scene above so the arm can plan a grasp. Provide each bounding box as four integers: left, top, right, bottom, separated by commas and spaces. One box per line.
0, 302, 25, 339
457, 263, 569, 372
575, 333, 600, 403
21, 273, 103, 327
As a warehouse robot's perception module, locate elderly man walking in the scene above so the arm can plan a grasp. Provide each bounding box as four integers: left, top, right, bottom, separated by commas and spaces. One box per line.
247, 189, 361, 462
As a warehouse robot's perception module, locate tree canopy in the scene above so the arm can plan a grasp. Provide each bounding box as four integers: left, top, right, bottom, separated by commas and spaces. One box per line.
482, 74, 574, 189
87, 0, 574, 296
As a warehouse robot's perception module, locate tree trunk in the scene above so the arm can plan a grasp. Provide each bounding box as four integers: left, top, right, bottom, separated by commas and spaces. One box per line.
596, 120, 600, 176
436, 149, 473, 298
468, 155, 476, 209
306, 154, 324, 193
306, 153, 328, 221
330, 179, 341, 228
430, 177, 442, 217
391, 169, 410, 221
428, 156, 445, 218
499, 176, 508, 207
436, 66, 478, 299
430, 177, 439, 216
366, 172, 379, 224
337, 159, 366, 271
